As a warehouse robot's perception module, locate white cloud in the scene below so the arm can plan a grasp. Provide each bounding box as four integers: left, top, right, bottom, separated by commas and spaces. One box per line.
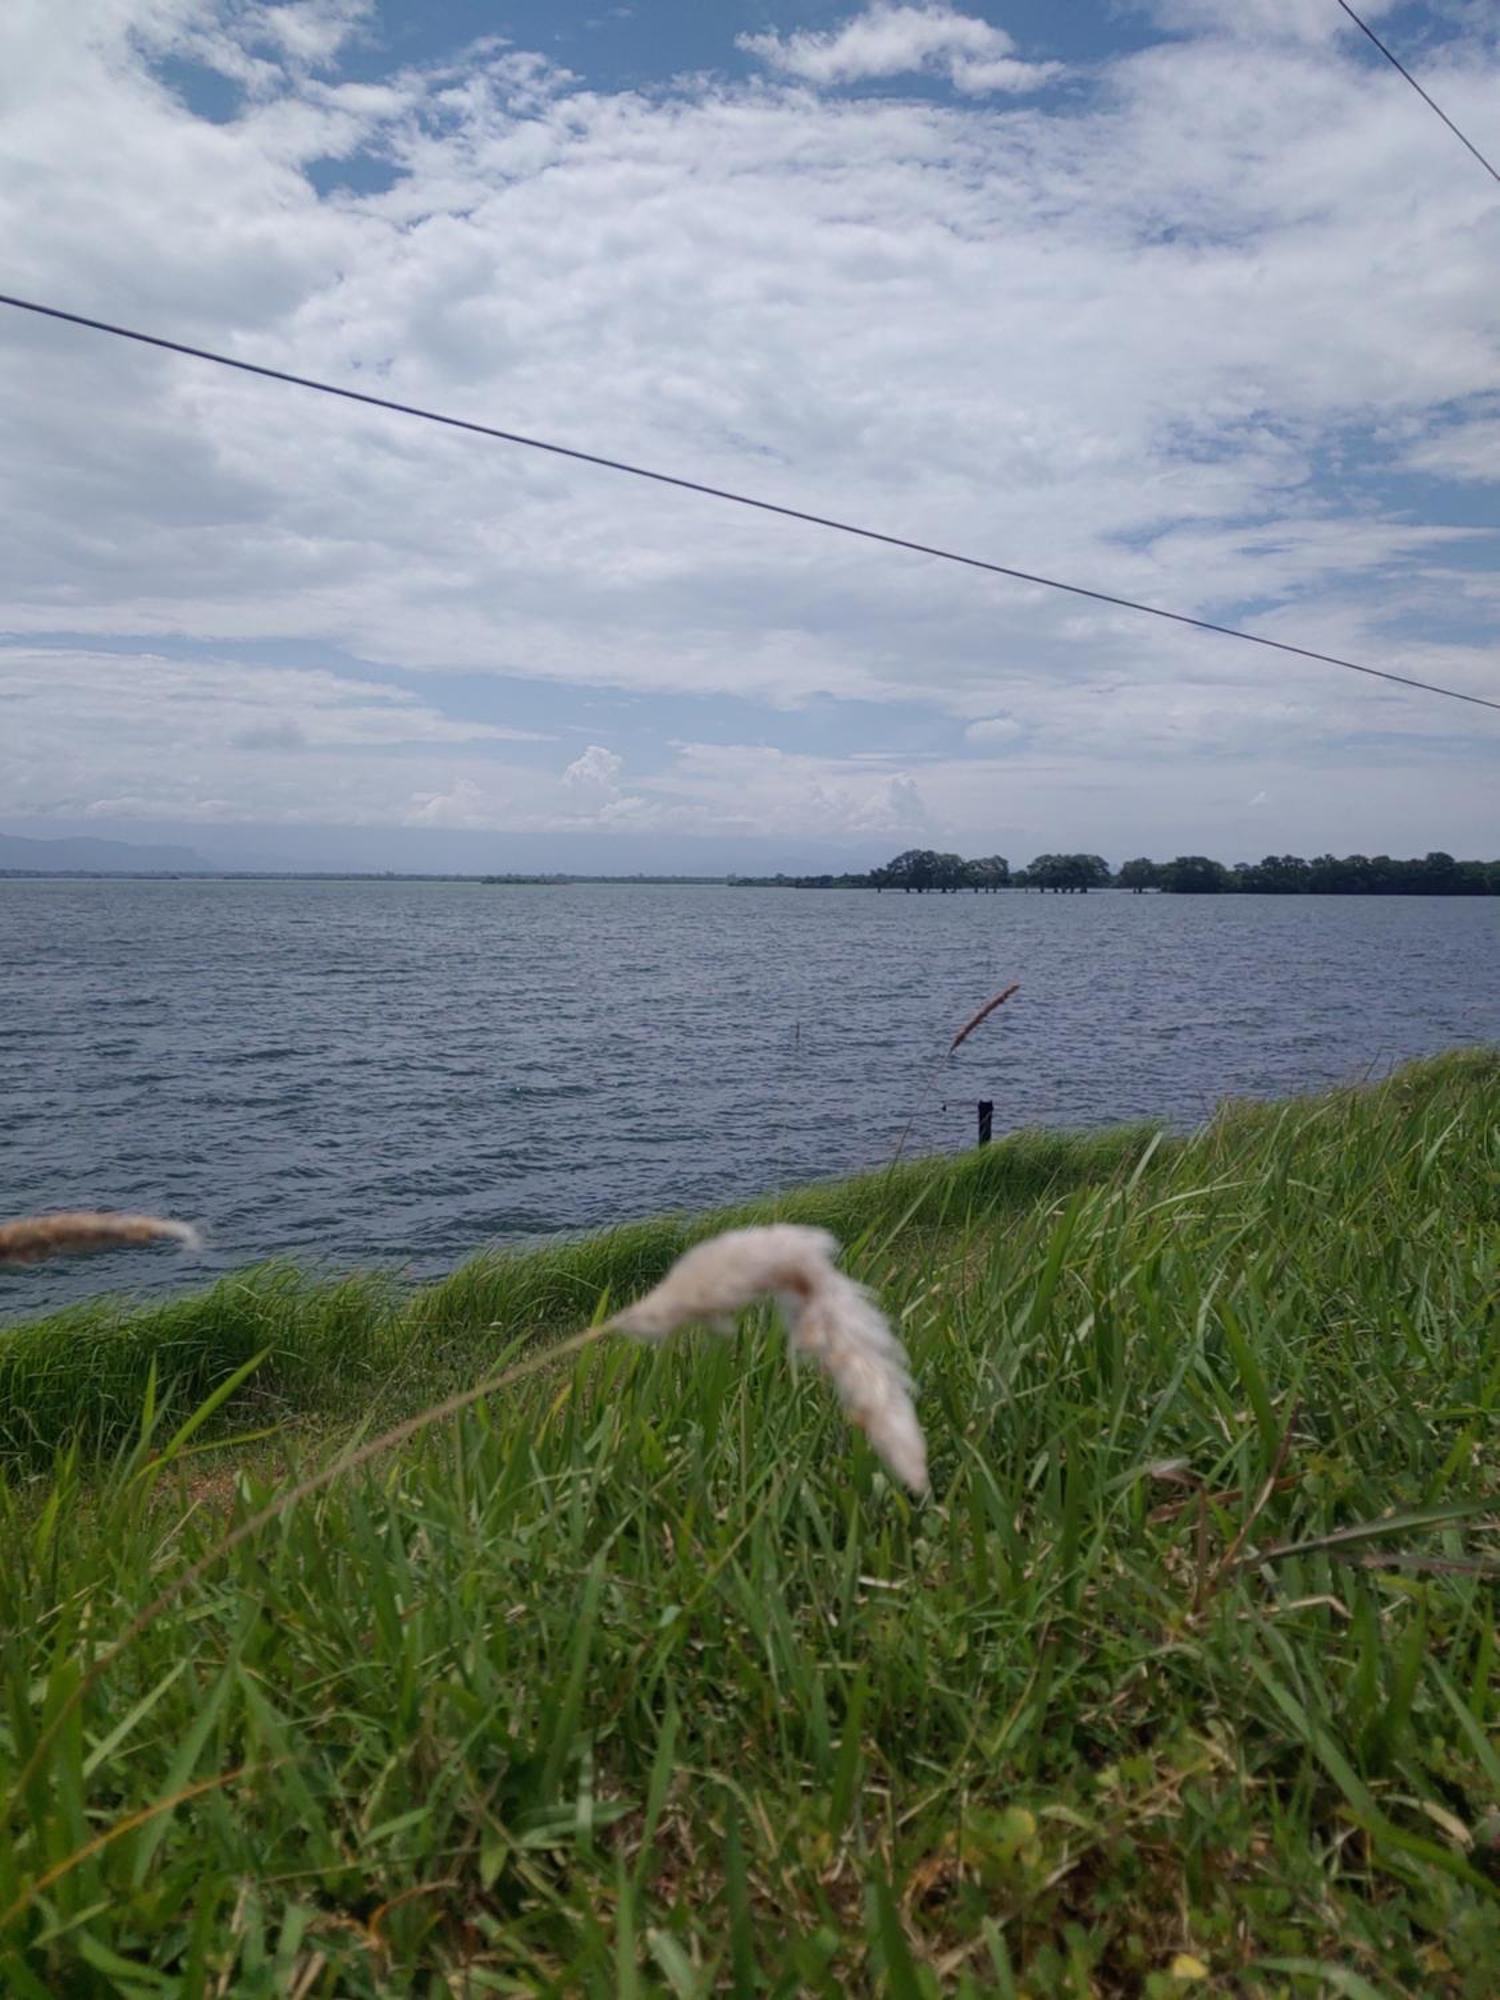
1143, 0, 1398, 42
260, 1, 372, 69
405, 776, 498, 828
646, 743, 934, 840
965, 715, 1022, 745
740, 5, 1061, 94
866, 771, 930, 833
563, 743, 625, 789
0, 647, 539, 749
1404, 416, 1500, 484
0, 644, 547, 829
0, 1, 1496, 861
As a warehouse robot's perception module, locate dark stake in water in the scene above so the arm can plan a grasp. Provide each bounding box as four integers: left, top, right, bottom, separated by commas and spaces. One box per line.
2, 879, 1496, 1315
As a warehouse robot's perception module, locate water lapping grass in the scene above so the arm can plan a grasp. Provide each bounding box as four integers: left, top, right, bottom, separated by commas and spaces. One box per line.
1, 1049, 1496, 1993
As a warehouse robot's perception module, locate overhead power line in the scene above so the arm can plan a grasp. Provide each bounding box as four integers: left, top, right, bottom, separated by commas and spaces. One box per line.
1334, 0, 1500, 187
1, 287, 1497, 717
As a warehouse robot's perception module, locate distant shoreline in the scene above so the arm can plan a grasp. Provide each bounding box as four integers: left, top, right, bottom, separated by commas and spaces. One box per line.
2, 864, 1500, 896
0, 870, 734, 885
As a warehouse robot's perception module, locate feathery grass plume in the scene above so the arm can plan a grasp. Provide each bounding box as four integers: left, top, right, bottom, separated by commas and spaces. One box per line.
609, 1224, 928, 1493
0, 1211, 200, 1267
949, 980, 1020, 1054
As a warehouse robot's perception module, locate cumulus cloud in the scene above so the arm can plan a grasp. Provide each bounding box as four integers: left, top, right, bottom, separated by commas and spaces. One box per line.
740, 4, 1061, 95
563, 743, 626, 790
864, 771, 931, 833
405, 776, 498, 829
646, 744, 934, 840
561, 741, 654, 822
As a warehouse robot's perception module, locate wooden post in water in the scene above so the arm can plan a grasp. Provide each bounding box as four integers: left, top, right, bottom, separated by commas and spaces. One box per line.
978, 1101, 993, 1146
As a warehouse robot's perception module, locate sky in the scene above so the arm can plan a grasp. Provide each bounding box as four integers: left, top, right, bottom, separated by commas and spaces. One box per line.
1, 0, 1497, 874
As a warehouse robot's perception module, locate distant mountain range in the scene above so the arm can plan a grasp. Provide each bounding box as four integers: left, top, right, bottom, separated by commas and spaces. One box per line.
0, 832, 208, 873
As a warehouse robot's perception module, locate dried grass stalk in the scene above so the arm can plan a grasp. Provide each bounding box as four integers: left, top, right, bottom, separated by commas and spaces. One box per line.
949, 981, 1020, 1053
0, 1211, 201, 1267
609, 1225, 928, 1493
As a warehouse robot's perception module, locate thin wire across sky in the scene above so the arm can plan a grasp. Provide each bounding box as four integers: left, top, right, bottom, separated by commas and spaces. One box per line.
0, 291, 1495, 718
1334, 0, 1500, 187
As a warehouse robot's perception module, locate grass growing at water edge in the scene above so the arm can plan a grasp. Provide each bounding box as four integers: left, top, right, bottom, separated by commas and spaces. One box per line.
0, 1121, 1157, 1469
0, 1047, 1497, 1993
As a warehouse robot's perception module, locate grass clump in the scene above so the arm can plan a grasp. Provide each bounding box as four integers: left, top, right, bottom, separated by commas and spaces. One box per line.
0, 1047, 1497, 1994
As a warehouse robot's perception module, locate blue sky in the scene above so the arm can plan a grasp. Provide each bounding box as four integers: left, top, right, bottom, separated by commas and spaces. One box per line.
176, 2, 1162, 104
1, 0, 1496, 871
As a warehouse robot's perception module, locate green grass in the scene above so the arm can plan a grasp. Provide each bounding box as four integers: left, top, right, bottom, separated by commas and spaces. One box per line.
0, 1122, 1156, 1469
1, 1048, 1497, 1995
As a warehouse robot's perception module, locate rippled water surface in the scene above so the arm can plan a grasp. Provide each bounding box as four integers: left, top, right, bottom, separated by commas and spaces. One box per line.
3, 879, 1496, 1315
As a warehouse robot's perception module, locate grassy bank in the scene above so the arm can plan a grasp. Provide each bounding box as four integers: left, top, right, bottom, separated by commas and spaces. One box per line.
0, 1122, 1158, 1469
1, 1049, 1497, 1994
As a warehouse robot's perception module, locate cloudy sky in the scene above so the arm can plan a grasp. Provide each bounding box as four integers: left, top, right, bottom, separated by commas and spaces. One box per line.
1, 0, 1496, 872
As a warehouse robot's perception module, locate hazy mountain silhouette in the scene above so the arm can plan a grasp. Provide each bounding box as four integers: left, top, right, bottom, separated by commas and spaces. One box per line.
0, 832, 207, 873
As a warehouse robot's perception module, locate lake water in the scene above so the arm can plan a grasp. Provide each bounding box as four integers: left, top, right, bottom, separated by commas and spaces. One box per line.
2, 879, 1496, 1317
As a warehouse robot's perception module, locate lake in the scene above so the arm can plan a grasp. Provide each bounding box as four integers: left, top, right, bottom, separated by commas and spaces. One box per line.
2, 879, 1496, 1317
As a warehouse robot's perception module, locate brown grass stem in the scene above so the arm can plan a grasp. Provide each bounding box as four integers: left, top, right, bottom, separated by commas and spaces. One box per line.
949, 982, 1021, 1054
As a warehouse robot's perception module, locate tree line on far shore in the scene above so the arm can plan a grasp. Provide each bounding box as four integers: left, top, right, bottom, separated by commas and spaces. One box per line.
730, 849, 1500, 894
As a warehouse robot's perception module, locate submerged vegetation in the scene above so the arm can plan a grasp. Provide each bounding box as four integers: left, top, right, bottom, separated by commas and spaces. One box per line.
1, 1049, 1497, 1993
732, 847, 1500, 893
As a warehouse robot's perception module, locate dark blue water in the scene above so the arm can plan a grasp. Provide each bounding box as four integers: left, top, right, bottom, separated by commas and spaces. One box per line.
2, 880, 1495, 1317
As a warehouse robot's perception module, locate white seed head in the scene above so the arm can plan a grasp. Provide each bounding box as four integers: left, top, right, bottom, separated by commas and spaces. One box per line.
0, 1211, 201, 1267
610, 1225, 928, 1493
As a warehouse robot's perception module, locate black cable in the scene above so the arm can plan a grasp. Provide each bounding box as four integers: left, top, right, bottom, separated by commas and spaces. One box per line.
1334, 0, 1500, 187
1, 287, 1497, 716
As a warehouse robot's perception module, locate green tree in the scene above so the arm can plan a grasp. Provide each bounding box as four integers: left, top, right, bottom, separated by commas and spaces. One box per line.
1069, 854, 1112, 892
1117, 858, 1159, 893
1159, 855, 1230, 893
1027, 853, 1111, 892
1239, 854, 1311, 893
1025, 853, 1066, 891
1418, 851, 1458, 892
880, 849, 940, 891
963, 855, 1010, 891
